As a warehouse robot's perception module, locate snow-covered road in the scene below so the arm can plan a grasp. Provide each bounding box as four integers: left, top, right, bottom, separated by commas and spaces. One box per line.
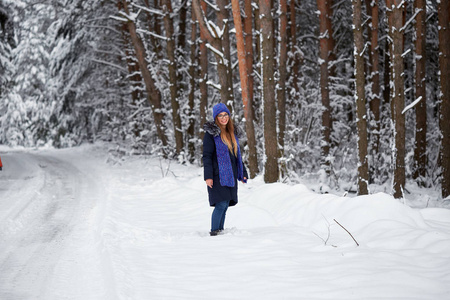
0, 149, 113, 299
1, 145, 450, 300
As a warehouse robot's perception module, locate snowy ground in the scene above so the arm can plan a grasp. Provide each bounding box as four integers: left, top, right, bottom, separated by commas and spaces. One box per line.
0, 144, 449, 300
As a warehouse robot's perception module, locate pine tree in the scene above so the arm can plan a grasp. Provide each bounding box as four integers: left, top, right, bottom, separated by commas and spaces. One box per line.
413, 0, 427, 185
388, 0, 406, 199
352, 0, 369, 195
162, 0, 183, 155
317, 0, 333, 179
260, 0, 279, 183
438, 0, 450, 198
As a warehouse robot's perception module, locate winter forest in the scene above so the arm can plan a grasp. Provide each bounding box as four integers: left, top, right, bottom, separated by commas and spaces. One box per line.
0, 0, 449, 200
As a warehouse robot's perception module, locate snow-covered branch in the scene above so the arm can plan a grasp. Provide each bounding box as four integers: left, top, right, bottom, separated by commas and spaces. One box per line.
206, 43, 225, 62
396, 0, 406, 10
359, 42, 369, 57
90, 59, 128, 73
206, 80, 221, 90
136, 29, 167, 41
318, 29, 329, 40
299, 34, 318, 41
401, 8, 422, 32
203, 0, 220, 11
130, 3, 164, 16
109, 15, 129, 22
401, 48, 412, 58
402, 96, 423, 114
118, 9, 141, 22
207, 20, 226, 39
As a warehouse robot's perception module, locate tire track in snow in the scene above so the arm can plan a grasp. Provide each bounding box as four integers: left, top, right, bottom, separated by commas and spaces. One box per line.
0, 151, 116, 299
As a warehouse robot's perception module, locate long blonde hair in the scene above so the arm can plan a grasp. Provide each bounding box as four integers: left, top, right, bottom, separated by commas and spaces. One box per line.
215, 117, 238, 156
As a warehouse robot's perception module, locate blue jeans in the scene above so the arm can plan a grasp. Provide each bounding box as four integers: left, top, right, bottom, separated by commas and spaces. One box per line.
211, 200, 230, 232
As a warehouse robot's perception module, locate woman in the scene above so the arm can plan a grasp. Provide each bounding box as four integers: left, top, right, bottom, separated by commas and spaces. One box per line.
203, 103, 248, 236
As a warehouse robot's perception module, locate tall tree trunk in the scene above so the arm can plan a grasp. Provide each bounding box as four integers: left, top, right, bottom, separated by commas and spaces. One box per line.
198, 0, 208, 139
217, 0, 235, 105
230, 0, 248, 110
120, 0, 168, 147
119, 18, 142, 104
290, 0, 303, 143
162, 0, 184, 154
326, 0, 336, 77
260, 0, 279, 183
187, 7, 197, 162
290, 0, 300, 99
383, 33, 391, 106
389, 0, 406, 199
413, 0, 427, 185
231, 0, 258, 178
277, 0, 288, 176
365, 0, 381, 182
177, 0, 187, 53
317, 0, 332, 176
254, 2, 261, 64
438, 0, 450, 198
243, 0, 259, 178
244, 0, 254, 108
352, 0, 369, 195
193, 0, 231, 105
117, 3, 143, 138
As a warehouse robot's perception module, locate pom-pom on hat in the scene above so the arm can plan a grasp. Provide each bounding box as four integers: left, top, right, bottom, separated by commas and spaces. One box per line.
213, 103, 231, 120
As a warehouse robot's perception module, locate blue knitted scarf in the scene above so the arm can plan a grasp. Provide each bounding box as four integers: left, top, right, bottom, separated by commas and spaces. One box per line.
213, 134, 244, 187
204, 121, 244, 187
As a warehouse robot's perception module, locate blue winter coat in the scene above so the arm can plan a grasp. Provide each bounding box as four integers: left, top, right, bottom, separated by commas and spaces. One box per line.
202, 122, 248, 207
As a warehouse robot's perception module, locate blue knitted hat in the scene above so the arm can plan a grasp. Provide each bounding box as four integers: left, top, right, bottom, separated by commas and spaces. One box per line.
213, 103, 231, 120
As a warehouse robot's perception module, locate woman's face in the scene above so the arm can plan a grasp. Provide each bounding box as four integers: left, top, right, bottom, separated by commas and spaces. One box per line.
217, 113, 229, 127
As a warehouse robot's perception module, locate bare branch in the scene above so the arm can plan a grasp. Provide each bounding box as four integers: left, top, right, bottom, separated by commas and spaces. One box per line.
334, 219, 359, 246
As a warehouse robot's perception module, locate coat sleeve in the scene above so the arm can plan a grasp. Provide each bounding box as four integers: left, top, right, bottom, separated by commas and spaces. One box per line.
243, 163, 248, 179
202, 132, 215, 181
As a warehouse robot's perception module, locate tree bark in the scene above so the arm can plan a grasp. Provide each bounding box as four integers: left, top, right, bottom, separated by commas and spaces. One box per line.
162, 0, 184, 155
243, 0, 259, 178
352, 0, 369, 195
198, 0, 208, 139
290, 0, 300, 99
254, 2, 261, 65
389, 0, 406, 199
277, 0, 288, 177
117, 1, 143, 138
187, 6, 197, 162
260, 0, 279, 183
413, 0, 427, 185
326, 0, 336, 77
230, 0, 258, 178
365, 0, 381, 180
244, 0, 254, 109
118, 13, 142, 105
438, 0, 450, 198
383, 32, 391, 107
120, 0, 168, 147
317, 0, 332, 176
177, 0, 187, 53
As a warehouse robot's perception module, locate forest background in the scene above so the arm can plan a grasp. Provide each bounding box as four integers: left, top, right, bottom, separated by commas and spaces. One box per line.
0, 0, 449, 199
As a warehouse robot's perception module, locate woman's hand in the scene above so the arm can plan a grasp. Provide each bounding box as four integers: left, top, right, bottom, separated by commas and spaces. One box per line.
206, 179, 213, 188
241, 177, 247, 183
